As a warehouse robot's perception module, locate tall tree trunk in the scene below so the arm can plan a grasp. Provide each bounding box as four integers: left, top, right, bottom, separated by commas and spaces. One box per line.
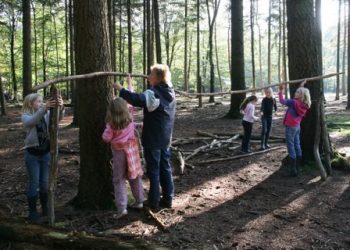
282, 0, 288, 97
10, 14, 17, 100
250, 0, 256, 90
184, 0, 188, 91
74, 0, 113, 209
342, 0, 347, 96
196, 0, 202, 107
42, 3, 47, 97
348, 0, 350, 109
315, 0, 323, 95
256, 0, 263, 84
277, 0, 282, 82
227, 0, 245, 118
65, 0, 69, 98
336, 0, 341, 100
127, 0, 133, 73
119, 0, 123, 82
187, 33, 193, 84
147, 0, 154, 76
143, 0, 147, 90
287, 0, 323, 162
0, 66, 6, 115
23, 0, 32, 98
112, 0, 116, 81
51, 5, 60, 77
31, 0, 38, 86
267, 0, 272, 84
227, 23, 231, 73
153, 0, 162, 63
214, 22, 222, 91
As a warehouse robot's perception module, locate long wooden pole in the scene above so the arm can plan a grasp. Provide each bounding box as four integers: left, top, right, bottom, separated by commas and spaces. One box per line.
32, 71, 342, 96
48, 85, 59, 226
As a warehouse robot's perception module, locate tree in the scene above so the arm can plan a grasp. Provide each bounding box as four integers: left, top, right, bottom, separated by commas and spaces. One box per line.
206, 0, 221, 103
342, 0, 347, 96
347, 0, 350, 109
0, 67, 6, 115
127, 0, 133, 73
227, 0, 245, 118
196, 0, 202, 108
22, 0, 32, 98
184, 0, 188, 91
336, 0, 341, 100
250, 0, 256, 90
286, 0, 323, 162
267, 0, 272, 84
153, 0, 162, 63
73, 0, 113, 209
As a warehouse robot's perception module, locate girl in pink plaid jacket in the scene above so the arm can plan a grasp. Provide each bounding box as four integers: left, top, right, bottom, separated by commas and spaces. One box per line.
102, 97, 144, 219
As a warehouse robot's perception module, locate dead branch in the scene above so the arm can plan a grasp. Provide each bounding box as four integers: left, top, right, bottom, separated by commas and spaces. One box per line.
175, 73, 342, 96
198, 146, 285, 164
144, 207, 167, 231
32, 72, 148, 91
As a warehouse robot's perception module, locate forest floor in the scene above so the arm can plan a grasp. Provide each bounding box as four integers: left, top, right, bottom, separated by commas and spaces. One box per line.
1, 93, 350, 250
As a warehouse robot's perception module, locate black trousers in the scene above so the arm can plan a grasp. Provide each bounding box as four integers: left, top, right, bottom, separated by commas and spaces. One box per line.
241, 120, 253, 151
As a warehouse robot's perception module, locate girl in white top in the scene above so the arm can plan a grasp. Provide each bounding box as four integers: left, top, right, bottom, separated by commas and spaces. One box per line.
240, 95, 258, 153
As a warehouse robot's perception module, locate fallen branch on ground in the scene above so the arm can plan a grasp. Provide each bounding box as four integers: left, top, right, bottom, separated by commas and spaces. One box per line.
144, 208, 167, 231
197, 146, 285, 164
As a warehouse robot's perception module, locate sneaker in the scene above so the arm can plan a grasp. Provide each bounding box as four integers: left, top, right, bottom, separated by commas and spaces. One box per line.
129, 201, 143, 209
114, 209, 128, 219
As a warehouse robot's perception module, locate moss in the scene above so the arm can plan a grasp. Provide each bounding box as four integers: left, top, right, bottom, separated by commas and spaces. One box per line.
331, 150, 350, 170
326, 114, 350, 136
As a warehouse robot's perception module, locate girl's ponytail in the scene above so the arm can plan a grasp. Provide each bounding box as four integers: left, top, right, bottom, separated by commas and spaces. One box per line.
240, 95, 258, 111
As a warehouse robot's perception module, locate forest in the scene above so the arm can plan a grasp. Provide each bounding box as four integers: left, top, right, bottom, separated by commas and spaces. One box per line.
1, 0, 350, 249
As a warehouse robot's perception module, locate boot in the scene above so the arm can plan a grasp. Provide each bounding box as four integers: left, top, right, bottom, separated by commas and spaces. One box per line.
289, 157, 298, 177
296, 157, 302, 176
27, 196, 40, 223
264, 134, 271, 148
261, 134, 266, 150
40, 192, 48, 216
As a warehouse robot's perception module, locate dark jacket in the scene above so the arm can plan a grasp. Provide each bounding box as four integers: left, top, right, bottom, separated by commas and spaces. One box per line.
260, 97, 277, 117
119, 82, 176, 149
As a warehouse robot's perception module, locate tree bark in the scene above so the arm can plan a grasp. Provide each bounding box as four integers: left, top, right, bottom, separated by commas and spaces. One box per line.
0, 67, 6, 115
23, 0, 32, 98
196, 0, 202, 107
73, 0, 114, 209
287, 0, 323, 162
10, 10, 17, 100
348, 0, 350, 109
214, 22, 222, 91
65, 0, 70, 98
227, 0, 245, 118
342, 0, 347, 96
153, 0, 162, 63
315, 0, 323, 95
184, 0, 188, 91
31, 0, 38, 86
336, 0, 341, 100
282, 0, 288, 97
267, 0, 272, 84
250, 0, 256, 90
127, 0, 133, 73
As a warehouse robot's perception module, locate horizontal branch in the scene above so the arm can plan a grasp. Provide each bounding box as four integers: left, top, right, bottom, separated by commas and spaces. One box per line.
175, 72, 342, 97
32, 72, 148, 91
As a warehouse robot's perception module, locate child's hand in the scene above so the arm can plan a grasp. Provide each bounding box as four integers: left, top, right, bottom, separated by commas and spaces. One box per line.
300, 79, 307, 87
44, 98, 57, 110
112, 82, 123, 91
57, 95, 64, 107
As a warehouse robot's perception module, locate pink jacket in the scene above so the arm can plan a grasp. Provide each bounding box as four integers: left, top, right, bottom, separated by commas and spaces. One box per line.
278, 91, 309, 127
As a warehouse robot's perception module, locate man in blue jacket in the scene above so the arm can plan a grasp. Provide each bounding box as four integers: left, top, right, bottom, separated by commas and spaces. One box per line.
113, 64, 176, 211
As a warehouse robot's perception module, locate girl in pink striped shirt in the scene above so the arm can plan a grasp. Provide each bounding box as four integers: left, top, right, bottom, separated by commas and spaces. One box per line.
240, 95, 258, 153
102, 97, 144, 219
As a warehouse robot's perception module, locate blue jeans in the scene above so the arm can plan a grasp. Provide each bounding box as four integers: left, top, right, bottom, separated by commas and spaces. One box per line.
261, 116, 272, 146
25, 151, 50, 197
144, 148, 174, 206
285, 126, 302, 159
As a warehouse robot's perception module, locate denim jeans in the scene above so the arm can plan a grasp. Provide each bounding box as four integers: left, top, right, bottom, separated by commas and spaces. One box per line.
24, 151, 50, 197
241, 120, 253, 151
144, 148, 174, 206
261, 116, 272, 146
285, 126, 302, 159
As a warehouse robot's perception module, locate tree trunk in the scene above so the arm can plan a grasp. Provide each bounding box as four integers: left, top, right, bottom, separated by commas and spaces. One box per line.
31, 0, 38, 86
65, 0, 69, 98
184, 0, 188, 91
342, 0, 347, 96
287, 0, 323, 162
153, 0, 162, 63
278, 0, 282, 82
51, 6, 60, 77
0, 67, 6, 115
127, 0, 133, 73
10, 14, 17, 100
282, 0, 288, 97
196, 0, 202, 107
336, 0, 341, 100
267, 0, 272, 84
214, 21, 222, 92
73, 0, 114, 209
256, 0, 263, 84
227, 0, 245, 118
147, 0, 153, 76
187, 34, 193, 85
143, 0, 147, 90
111, 0, 117, 82
315, 0, 323, 95
348, 0, 350, 109
42, 3, 47, 97
23, 0, 32, 98
250, 0, 256, 90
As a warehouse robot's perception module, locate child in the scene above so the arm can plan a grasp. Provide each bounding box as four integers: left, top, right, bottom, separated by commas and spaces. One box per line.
22, 93, 64, 222
240, 95, 258, 153
279, 83, 311, 176
102, 97, 145, 219
113, 64, 176, 211
260, 87, 277, 150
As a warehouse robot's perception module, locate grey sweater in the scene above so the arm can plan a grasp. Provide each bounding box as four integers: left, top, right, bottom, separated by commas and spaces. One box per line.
22, 107, 64, 149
